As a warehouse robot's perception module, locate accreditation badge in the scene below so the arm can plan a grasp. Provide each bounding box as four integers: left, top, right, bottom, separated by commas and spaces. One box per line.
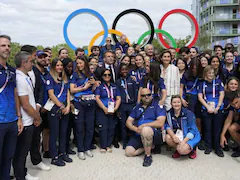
176, 129, 184, 141
108, 101, 115, 113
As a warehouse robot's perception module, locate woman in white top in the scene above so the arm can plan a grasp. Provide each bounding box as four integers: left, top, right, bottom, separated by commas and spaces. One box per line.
160, 50, 180, 111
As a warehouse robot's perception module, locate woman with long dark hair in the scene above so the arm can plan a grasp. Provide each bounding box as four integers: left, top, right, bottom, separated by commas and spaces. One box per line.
210, 56, 225, 83
180, 58, 200, 113
138, 61, 167, 106
160, 50, 180, 110
70, 55, 96, 160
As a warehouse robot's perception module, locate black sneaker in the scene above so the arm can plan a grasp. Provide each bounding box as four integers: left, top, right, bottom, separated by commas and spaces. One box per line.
68, 149, 76, 155
143, 155, 152, 167
222, 145, 230, 152
51, 158, 65, 167
91, 144, 97, 150
60, 154, 73, 163
215, 149, 224, 157
204, 148, 212, 154
113, 142, 120, 148
43, 151, 51, 159
231, 148, 240, 157
198, 143, 205, 151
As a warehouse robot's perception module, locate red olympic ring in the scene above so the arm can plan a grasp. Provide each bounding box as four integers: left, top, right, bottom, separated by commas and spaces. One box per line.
158, 9, 199, 52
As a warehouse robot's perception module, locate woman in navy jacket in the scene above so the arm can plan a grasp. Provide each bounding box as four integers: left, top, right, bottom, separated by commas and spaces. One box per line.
165, 95, 200, 159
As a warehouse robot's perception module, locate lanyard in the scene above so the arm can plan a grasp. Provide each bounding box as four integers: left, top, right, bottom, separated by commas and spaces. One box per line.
79, 77, 88, 88
186, 78, 198, 93
25, 77, 34, 92
203, 79, 215, 100
104, 84, 114, 102
147, 80, 154, 94
0, 73, 9, 93
40, 75, 46, 84
137, 69, 143, 81
57, 81, 65, 98
121, 78, 130, 103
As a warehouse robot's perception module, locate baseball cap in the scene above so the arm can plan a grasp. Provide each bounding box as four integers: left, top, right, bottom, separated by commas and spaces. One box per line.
36, 50, 47, 57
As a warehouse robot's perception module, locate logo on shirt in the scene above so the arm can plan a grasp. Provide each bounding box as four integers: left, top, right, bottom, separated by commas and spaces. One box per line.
46, 80, 50, 85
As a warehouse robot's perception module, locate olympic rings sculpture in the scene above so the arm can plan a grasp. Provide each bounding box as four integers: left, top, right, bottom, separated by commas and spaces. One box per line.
63, 8, 199, 55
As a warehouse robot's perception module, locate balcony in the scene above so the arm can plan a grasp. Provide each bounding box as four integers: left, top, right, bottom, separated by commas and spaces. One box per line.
211, 0, 239, 6
212, 28, 240, 36
211, 13, 240, 21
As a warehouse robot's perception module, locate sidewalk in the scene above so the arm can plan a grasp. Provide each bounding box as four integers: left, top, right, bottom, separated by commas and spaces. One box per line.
26, 146, 240, 180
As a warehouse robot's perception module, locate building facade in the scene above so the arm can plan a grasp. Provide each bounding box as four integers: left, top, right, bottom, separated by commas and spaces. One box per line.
192, 0, 240, 47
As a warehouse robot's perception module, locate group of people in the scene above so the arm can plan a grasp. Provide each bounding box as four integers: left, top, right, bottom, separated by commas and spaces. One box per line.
0, 34, 240, 180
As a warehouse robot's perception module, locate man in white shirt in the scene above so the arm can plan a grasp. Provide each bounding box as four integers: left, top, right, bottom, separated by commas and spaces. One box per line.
12, 51, 41, 180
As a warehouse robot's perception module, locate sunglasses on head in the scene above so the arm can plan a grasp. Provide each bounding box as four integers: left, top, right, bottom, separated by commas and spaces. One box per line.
103, 73, 111, 77
141, 93, 151, 98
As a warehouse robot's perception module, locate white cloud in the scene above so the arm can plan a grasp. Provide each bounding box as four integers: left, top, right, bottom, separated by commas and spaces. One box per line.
0, 0, 194, 48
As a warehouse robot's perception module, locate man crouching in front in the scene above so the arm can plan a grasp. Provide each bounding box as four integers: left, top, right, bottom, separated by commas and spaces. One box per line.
125, 88, 166, 167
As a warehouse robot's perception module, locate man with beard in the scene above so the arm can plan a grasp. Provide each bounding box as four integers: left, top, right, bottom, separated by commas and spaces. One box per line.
20, 46, 51, 171
0, 35, 23, 180
125, 88, 166, 167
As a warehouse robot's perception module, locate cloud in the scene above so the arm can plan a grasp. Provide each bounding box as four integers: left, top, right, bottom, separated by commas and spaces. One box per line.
0, 0, 193, 48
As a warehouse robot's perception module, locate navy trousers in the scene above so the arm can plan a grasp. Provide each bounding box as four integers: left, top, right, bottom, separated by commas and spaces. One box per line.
202, 110, 224, 151
119, 103, 135, 146
13, 125, 34, 180
74, 101, 95, 152
0, 121, 18, 180
30, 125, 42, 165
48, 106, 69, 158
96, 108, 116, 149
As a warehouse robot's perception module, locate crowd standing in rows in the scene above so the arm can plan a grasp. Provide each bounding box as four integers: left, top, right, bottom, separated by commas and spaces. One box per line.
0, 34, 240, 180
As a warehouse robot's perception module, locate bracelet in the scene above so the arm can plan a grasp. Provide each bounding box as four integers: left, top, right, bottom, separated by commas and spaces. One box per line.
17, 115, 22, 118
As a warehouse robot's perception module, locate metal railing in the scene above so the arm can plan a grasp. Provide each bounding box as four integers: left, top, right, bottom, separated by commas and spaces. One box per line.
213, 28, 240, 35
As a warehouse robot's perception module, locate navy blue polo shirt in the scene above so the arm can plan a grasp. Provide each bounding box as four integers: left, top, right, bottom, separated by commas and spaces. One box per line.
95, 82, 120, 107
116, 76, 137, 104
71, 72, 93, 99
45, 75, 69, 103
115, 42, 129, 54
130, 101, 166, 126
181, 73, 199, 97
130, 68, 146, 84
222, 64, 235, 81
197, 79, 224, 110
0, 64, 17, 123
140, 78, 166, 98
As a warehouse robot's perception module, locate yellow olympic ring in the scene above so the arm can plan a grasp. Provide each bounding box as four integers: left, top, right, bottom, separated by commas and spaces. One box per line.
88, 29, 131, 56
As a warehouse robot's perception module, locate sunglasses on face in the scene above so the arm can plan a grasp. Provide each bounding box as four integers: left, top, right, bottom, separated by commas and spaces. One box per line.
106, 40, 112, 42
141, 93, 151, 98
103, 74, 111, 77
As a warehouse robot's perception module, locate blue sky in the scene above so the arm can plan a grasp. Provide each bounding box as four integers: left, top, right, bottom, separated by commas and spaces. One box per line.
0, 0, 193, 47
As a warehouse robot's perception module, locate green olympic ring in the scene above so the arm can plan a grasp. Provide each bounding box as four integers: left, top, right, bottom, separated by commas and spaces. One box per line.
137, 29, 177, 49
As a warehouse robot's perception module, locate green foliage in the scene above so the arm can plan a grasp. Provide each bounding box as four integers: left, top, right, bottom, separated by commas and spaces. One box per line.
196, 32, 211, 51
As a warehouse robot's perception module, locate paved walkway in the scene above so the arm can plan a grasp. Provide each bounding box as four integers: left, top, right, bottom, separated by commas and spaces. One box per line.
26, 145, 240, 180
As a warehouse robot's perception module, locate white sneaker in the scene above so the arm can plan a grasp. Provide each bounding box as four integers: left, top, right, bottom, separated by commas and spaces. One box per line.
78, 152, 86, 160
25, 173, 39, 180
33, 162, 51, 171
85, 150, 93, 157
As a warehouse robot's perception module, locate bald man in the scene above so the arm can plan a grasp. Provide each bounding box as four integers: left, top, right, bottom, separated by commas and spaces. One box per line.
125, 88, 166, 167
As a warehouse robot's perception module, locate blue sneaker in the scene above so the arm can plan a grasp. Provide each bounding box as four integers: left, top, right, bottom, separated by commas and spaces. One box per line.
51, 157, 65, 167
60, 154, 73, 163
143, 155, 152, 167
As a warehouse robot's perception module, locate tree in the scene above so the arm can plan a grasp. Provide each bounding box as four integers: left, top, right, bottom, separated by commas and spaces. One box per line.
196, 32, 211, 51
